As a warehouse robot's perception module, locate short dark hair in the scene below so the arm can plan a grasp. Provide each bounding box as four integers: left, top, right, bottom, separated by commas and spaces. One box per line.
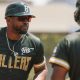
76, 0, 80, 7
74, 0, 80, 23
74, 8, 80, 22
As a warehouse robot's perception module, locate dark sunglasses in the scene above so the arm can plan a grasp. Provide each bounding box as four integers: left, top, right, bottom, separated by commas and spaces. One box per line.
9, 16, 32, 22
17, 16, 32, 22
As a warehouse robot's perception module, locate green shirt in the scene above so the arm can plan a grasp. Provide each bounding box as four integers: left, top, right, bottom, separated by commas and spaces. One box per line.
49, 32, 80, 80
0, 27, 45, 80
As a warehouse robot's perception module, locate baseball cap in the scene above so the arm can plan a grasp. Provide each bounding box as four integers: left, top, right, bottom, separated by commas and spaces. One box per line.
5, 2, 35, 18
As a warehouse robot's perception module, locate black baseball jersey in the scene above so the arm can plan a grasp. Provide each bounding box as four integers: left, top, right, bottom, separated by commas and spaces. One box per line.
0, 27, 45, 80
49, 32, 80, 80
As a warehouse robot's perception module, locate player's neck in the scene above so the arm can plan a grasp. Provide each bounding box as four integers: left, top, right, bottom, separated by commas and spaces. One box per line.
6, 30, 22, 40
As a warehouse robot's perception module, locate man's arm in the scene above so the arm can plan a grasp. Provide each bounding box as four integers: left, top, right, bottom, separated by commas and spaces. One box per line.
51, 64, 68, 80
33, 63, 48, 80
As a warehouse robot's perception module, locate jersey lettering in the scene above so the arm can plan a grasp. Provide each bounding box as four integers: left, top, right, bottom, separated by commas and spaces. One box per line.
21, 47, 34, 55
0, 54, 31, 71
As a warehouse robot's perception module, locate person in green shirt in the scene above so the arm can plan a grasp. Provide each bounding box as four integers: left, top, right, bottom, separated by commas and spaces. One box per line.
49, 0, 80, 80
0, 1, 47, 80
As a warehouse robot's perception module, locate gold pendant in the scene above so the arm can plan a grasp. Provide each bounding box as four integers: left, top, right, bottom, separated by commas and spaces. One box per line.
14, 52, 18, 56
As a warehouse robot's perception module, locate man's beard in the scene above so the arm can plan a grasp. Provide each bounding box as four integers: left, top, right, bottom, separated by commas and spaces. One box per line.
13, 25, 29, 34
17, 29, 27, 34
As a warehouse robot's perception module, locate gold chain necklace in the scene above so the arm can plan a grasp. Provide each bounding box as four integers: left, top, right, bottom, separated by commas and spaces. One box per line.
6, 32, 22, 56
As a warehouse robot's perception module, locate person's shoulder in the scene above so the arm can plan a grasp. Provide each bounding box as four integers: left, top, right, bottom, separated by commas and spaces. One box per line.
0, 27, 6, 30
56, 32, 80, 49
75, 29, 80, 32
26, 33, 41, 43
65, 32, 80, 41
0, 27, 7, 33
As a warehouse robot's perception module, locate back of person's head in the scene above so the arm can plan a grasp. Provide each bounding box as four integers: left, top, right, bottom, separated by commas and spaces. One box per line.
76, 0, 80, 7
74, 0, 80, 24
5, 1, 35, 18
74, 8, 80, 22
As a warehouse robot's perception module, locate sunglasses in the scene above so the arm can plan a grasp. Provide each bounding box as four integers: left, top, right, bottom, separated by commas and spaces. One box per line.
17, 16, 32, 22
9, 16, 32, 22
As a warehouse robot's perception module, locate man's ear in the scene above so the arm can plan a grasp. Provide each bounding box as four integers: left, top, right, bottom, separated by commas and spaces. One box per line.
5, 17, 11, 22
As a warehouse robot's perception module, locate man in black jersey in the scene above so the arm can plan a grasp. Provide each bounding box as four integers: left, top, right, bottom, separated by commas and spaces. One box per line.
0, 1, 47, 80
49, 0, 80, 80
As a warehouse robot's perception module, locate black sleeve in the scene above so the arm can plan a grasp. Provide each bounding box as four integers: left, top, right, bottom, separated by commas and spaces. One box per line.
34, 41, 45, 64
49, 37, 70, 70
53, 38, 69, 61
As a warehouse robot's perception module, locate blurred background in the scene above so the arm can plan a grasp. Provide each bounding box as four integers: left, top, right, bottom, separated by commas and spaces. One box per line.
0, 0, 78, 80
